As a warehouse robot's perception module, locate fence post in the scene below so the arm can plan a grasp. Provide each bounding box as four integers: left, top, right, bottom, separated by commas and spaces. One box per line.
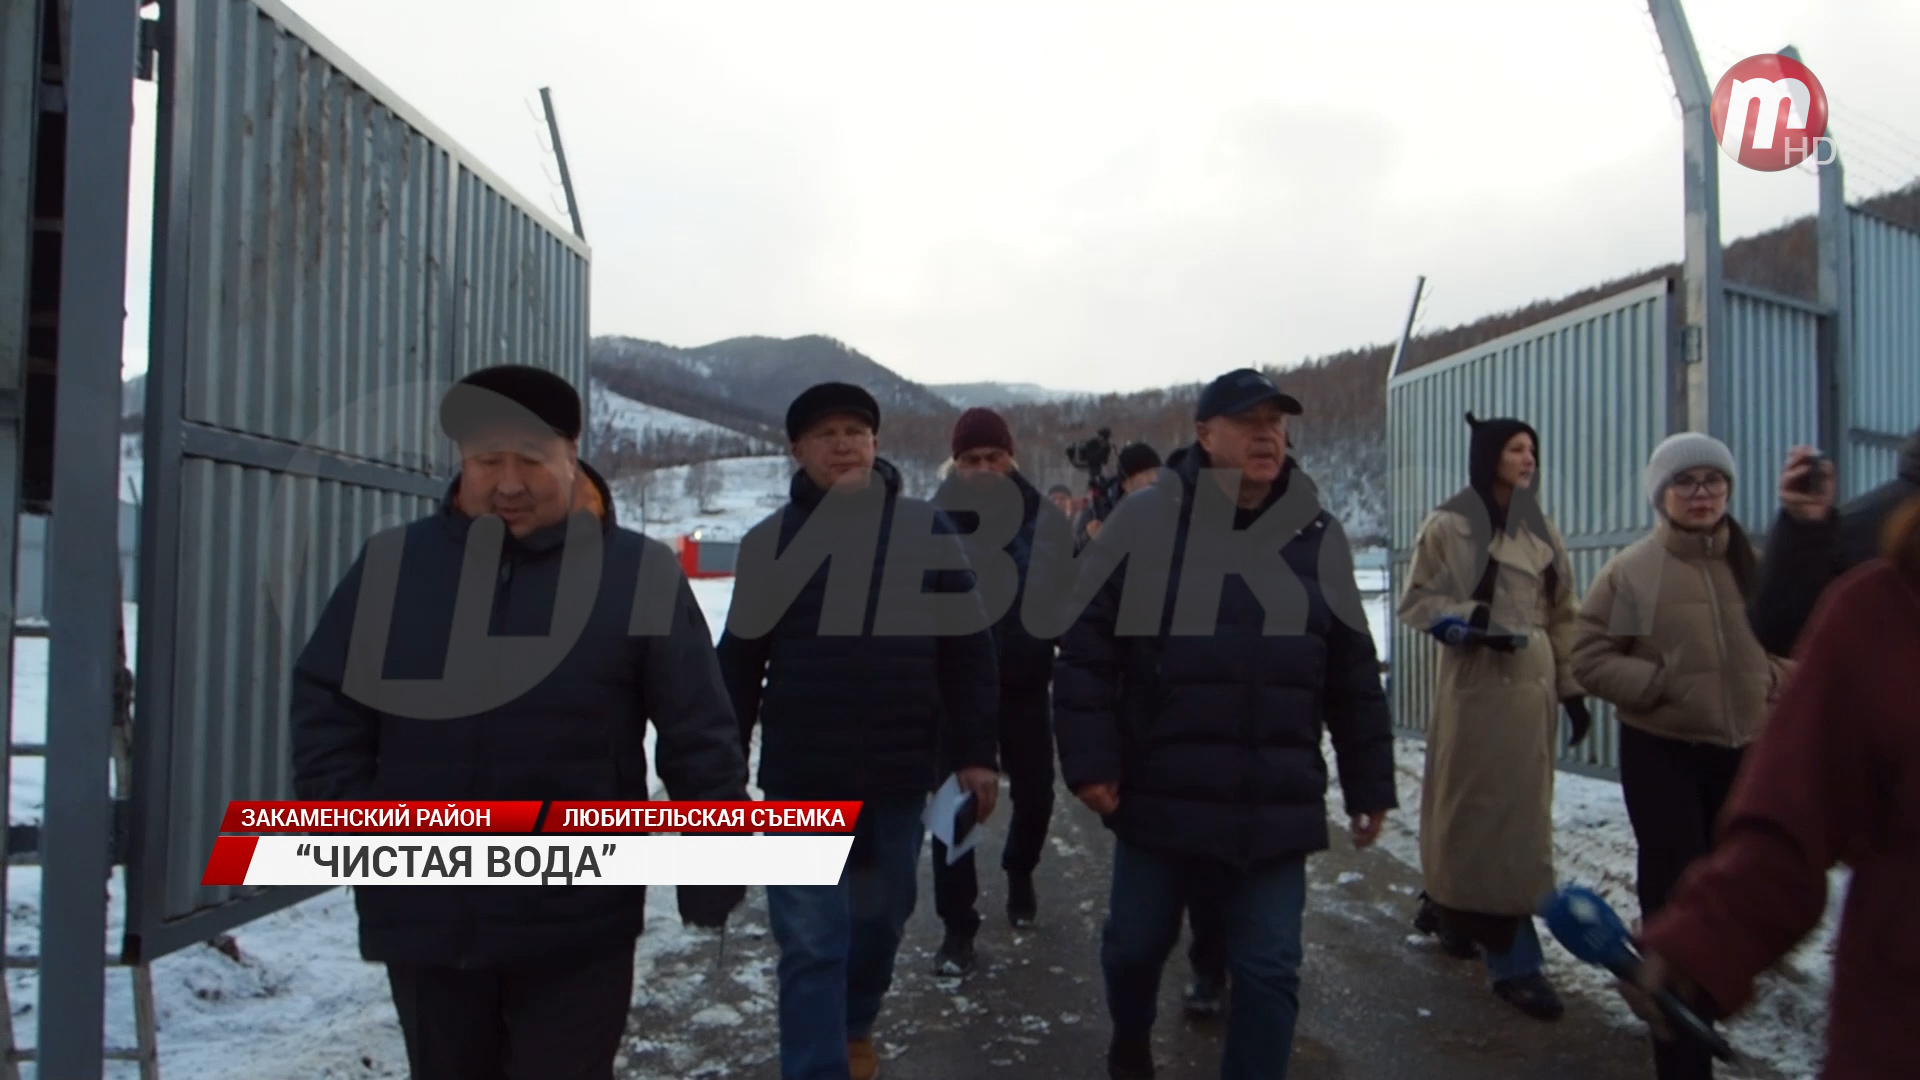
1647, 0, 1726, 439
39, 0, 140, 1074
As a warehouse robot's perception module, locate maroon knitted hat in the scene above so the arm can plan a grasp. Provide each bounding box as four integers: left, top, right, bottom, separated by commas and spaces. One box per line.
950, 407, 1014, 458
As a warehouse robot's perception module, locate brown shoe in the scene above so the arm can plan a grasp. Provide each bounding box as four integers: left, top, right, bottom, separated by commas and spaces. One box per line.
849, 1035, 881, 1080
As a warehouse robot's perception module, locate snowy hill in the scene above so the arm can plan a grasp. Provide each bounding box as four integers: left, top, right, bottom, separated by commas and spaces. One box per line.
591, 334, 952, 443
926, 382, 1085, 409
591, 388, 754, 445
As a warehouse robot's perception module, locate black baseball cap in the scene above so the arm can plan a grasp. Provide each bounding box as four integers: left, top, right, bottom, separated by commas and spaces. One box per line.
1117, 442, 1162, 478
1194, 367, 1303, 422
440, 365, 583, 444
786, 382, 881, 442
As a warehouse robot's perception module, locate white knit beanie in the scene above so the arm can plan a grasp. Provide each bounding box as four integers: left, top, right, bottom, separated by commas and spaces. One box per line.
1645, 432, 1737, 516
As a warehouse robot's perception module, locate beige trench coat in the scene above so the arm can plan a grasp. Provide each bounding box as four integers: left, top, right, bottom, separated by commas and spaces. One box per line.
1397, 508, 1581, 916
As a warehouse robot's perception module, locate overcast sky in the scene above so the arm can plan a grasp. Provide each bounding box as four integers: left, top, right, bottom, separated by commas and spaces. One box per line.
118, 0, 1920, 393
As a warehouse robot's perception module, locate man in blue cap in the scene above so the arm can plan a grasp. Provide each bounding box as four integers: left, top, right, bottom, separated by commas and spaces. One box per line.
1053, 366, 1397, 1080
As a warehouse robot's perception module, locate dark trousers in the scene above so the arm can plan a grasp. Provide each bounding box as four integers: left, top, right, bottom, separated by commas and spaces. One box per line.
1186, 894, 1227, 984
765, 795, 927, 1080
1619, 724, 1746, 1080
932, 687, 1057, 936
386, 942, 636, 1080
1103, 839, 1308, 1080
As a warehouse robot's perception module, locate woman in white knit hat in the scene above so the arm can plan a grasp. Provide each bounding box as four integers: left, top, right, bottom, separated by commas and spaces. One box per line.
1569, 432, 1793, 1080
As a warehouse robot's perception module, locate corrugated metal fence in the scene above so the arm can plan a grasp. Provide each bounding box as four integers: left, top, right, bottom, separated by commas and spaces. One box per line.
1846, 212, 1920, 497
1387, 279, 1672, 777
1721, 284, 1823, 530
124, 0, 590, 962
1388, 210, 1917, 778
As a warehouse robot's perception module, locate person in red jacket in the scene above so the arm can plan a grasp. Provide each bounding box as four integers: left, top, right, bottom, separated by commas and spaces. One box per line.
1623, 493, 1920, 1080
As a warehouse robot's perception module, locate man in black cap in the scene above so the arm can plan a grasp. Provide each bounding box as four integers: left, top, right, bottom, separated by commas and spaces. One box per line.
290, 364, 751, 1080
1053, 366, 1396, 1080
1077, 441, 1163, 550
718, 381, 1001, 1080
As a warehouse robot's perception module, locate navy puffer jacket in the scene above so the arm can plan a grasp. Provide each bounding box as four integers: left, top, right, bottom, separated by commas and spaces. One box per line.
1052, 445, 1397, 866
290, 462, 749, 968
718, 458, 1000, 800
932, 467, 1059, 691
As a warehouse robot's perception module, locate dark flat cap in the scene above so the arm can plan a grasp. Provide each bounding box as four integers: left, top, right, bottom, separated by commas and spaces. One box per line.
440, 365, 583, 443
1195, 367, 1302, 422
786, 382, 880, 442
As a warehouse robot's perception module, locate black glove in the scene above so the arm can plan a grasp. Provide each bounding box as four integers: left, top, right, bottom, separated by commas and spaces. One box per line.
677, 884, 746, 930
1430, 618, 1527, 653
1466, 606, 1528, 652
1562, 697, 1593, 747
1479, 629, 1526, 653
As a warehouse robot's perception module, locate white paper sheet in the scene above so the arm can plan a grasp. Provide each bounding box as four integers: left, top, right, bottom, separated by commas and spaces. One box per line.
923, 773, 983, 865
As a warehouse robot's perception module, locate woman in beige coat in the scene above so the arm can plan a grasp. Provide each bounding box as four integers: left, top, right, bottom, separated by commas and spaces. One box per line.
1571, 432, 1790, 1080
1398, 413, 1590, 1021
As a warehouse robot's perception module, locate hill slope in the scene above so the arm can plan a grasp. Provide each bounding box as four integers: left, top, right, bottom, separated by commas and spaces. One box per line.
927, 382, 1085, 409
591, 334, 952, 440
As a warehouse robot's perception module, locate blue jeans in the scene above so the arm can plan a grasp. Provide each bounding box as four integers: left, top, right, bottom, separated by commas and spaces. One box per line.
1484, 916, 1545, 984
1102, 839, 1308, 1080
764, 795, 926, 1080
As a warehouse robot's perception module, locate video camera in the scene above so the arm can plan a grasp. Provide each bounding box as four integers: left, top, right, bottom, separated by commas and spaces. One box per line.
1064, 427, 1113, 479
1064, 427, 1120, 524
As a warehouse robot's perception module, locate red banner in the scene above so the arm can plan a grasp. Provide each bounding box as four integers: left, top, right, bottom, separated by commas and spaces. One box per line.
218, 801, 544, 834
217, 800, 864, 835
542, 801, 863, 834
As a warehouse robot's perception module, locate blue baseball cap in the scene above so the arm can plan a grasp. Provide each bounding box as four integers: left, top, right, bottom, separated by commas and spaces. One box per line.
1195, 368, 1303, 422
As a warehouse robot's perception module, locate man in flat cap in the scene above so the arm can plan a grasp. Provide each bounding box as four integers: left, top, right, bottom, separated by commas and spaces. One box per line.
290, 364, 750, 1080
1052, 367, 1396, 1080
718, 382, 1001, 1080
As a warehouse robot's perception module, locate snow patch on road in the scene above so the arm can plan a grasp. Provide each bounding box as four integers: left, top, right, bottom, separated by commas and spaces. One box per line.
1335, 735, 1840, 1080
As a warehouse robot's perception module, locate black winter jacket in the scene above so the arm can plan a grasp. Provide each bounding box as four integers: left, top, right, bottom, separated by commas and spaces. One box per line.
1751, 427, 1920, 655
1051, 445, 1397, 867
932, 468, 1058, 692
718, 459, 1000, 800
289, 462, 749, 968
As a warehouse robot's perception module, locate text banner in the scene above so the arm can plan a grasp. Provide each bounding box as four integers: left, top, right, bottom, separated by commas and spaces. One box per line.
200, 835, 857, 887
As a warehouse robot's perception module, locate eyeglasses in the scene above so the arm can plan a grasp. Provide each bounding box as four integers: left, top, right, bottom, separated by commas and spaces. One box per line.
1670, 473, 1729, 497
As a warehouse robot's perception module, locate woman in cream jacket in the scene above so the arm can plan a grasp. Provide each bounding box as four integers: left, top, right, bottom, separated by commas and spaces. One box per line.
1571, 432, 1791, 1080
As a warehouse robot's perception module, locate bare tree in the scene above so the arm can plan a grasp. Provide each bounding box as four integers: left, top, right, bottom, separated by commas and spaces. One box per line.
684, 459, 723, 514
634, 468, 662, 523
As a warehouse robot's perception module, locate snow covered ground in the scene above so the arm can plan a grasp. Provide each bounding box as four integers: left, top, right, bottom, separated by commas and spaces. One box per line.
592, 388, 772, 450
1364, 736, 1840, 1080
610, 455, 793, 543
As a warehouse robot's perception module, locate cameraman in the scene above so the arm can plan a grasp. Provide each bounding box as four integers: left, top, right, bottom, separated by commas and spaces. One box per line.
1076, 442, 1162, 551
1749, 426, 1920, 656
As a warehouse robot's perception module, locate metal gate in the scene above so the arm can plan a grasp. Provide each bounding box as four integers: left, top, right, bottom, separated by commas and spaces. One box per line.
1845, 212, 1920, 495
124, 0, 590, 964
